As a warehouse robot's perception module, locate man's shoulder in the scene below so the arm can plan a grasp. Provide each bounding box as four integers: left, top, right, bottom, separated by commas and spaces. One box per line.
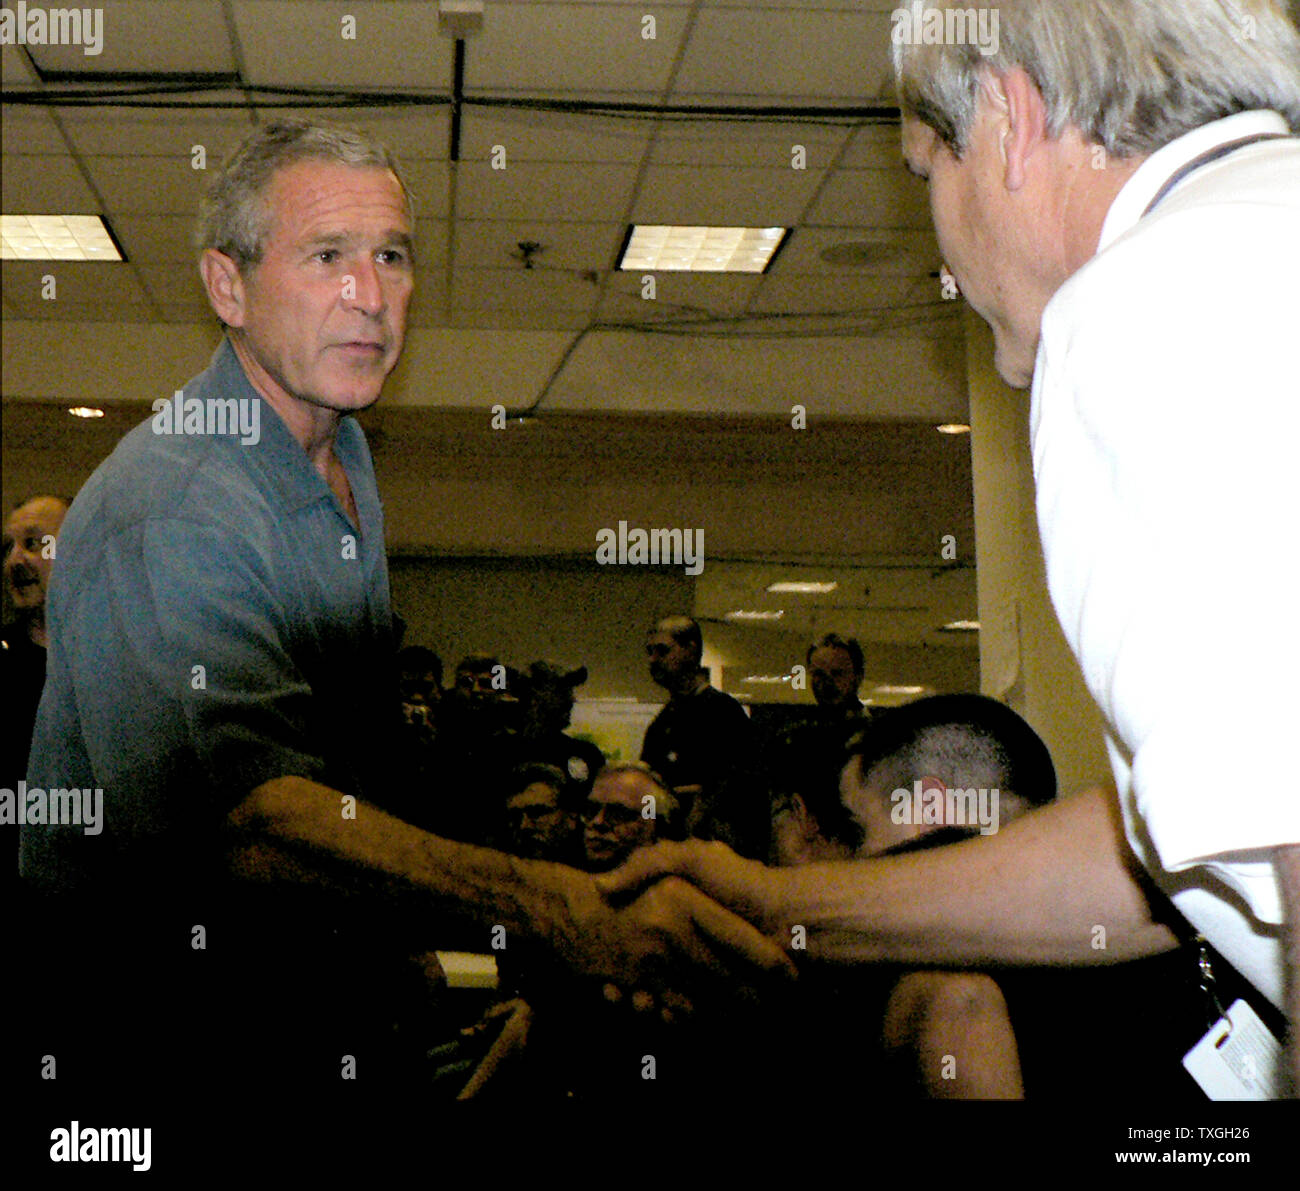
1053, 134, 1300, 319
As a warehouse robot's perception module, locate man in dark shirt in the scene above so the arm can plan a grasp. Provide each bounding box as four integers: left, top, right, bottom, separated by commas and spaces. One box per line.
640, 615, 761, 856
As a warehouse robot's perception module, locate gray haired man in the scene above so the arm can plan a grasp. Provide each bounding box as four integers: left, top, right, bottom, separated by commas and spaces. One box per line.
605, 1, 1300, 1098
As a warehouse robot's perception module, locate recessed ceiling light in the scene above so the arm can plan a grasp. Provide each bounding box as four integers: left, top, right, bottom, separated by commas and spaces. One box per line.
724, 609, 785, 621
1, 215, 123, 261
940, 620, 980, 632
937, 423, 971, 435
742, 674, 793, 684
766, 581, 838, 594
619, 225, 788, 274
871, 684, 926, 695
68, 407, 105, 418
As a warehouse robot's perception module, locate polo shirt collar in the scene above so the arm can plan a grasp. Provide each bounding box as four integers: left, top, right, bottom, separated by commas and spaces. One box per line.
201, 335, 367, 518
1098, 110, 1290, 253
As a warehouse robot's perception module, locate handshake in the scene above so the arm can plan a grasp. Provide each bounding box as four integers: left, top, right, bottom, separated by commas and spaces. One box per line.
545, 839, 799, 1020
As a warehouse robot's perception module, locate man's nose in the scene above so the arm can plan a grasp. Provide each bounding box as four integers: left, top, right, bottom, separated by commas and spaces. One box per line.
344, 258, 385, 315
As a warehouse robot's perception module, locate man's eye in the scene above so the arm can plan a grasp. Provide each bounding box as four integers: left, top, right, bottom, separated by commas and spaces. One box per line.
315, 249, 339, 264
378, 249, 408, 266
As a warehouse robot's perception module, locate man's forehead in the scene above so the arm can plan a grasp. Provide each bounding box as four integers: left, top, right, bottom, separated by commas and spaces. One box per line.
591, 773, 644, 803
6, 498, 65, 533
265, 160, 410, 235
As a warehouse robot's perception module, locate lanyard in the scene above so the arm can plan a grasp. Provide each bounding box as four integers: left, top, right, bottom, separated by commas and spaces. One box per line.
1141, 131, 1295, 218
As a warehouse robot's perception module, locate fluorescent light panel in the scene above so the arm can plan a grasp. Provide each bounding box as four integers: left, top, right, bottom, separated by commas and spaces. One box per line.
872, 684, 926, 696
620, 225, 788, 273
941, 620, 980, 631
766, 581, 838, 594
936, 423, 971, 435
1, 215, 123, 261
724, 609, 785, 621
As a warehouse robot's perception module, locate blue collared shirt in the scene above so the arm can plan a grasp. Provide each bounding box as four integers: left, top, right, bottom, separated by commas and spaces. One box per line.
22, 337, 396, 891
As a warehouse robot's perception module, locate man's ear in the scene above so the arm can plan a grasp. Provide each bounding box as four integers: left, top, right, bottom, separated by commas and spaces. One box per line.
199, 248, 247, 328
980, 66, 1047, 192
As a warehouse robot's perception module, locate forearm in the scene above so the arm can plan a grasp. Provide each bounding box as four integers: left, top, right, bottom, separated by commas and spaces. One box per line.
227, 775, 577, 948
773, 787, 1179, 966
1277, 843, 1300, 1098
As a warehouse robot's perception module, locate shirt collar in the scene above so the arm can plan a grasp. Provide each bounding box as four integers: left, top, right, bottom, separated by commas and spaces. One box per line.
1098, 110, 1290, 253
198, 336, 367, 517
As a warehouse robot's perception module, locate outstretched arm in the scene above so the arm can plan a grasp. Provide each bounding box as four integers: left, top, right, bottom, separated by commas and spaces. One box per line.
227, 775, 796, 1005
600, 786, 1178, 968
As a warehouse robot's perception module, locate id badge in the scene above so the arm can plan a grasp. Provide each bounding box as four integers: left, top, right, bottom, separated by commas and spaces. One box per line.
1181, 998, 1282, 1100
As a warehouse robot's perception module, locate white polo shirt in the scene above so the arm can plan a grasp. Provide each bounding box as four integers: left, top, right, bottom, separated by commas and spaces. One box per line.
1031, 111, 1300, 1009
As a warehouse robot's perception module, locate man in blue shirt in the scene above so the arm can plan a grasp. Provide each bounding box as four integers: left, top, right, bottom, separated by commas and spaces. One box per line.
18, 120, 788, 1096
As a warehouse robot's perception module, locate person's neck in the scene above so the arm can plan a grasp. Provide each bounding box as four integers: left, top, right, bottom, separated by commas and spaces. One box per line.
1054, 133, 1148, 279
670, 671, 708, 699
228, 331, 342, 477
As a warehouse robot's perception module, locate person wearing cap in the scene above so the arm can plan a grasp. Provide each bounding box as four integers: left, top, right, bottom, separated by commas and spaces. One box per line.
510, 660, 606, 801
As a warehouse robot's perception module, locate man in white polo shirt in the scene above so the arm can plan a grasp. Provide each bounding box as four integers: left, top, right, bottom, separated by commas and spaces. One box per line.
602, 0, 1300, 1096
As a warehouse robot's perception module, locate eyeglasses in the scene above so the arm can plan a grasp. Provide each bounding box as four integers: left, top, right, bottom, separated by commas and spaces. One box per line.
581, 801, 643, 827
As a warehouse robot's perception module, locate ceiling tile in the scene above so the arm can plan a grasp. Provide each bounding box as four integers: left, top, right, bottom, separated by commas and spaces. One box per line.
253, 106, 451, 163
447, 308, 591, 332
82, 154, 210, 215
649, 119, 852, 168
464, 5, 690, 95
629, 164, 823, 225
58, 100, 254, 159
454, 220, 625, 272
839, 123, 909, 169
748, 273, 931, 315
803, 167, 932, 229
599, 273, 764, 322
451, 266, 601, 313
768, 226, 941, 276
1, 45, 41, 88
1, 105, 69, 154
21, 2, 235, 75
458, 108, 654, 164
233, 1, 452, 90
456, 160, 639, 222
2, 260, 152, 314
0, 153, 100, 211
134, 264, 208, 306
109, 214, 197, 262
672, 9, 893, 101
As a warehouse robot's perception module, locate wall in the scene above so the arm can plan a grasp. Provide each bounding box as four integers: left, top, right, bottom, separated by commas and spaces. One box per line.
966, 313, 1111, 796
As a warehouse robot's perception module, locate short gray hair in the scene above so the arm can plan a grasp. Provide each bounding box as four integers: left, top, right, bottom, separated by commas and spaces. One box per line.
195, 118, 414, 269
893, 0, 1300, 157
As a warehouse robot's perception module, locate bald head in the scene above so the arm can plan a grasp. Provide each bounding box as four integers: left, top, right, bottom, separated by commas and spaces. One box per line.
4, 495, 70, 619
